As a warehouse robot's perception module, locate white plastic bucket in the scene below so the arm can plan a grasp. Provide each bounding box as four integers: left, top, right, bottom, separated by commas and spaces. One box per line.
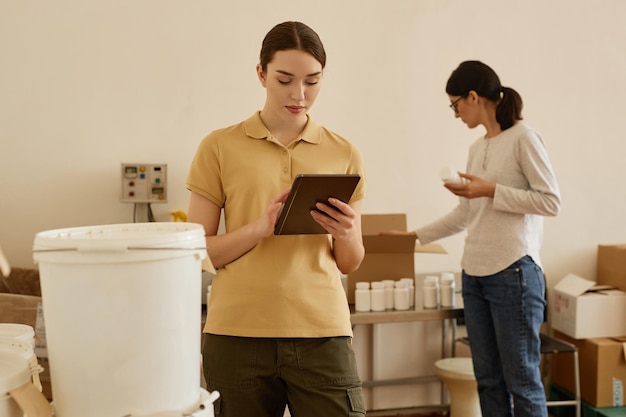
0, 351, 31, 417
0, 338, 43, 392
33, 222, 207, 417
0, 324, 42, 391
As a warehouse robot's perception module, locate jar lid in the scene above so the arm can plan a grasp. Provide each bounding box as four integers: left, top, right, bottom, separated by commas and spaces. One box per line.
356, 282, 370, 289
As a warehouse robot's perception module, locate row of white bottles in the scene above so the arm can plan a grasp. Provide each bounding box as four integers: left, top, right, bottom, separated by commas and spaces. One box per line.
356, 273, 456, 312
355, 278, 415, 312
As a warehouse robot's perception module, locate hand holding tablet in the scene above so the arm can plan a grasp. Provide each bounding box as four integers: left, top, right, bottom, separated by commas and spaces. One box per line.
274, 174, 361, 235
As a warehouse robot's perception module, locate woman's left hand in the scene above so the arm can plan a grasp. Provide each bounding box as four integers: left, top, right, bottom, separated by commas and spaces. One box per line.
445, 172, 496, 199
310, 198, 358, 241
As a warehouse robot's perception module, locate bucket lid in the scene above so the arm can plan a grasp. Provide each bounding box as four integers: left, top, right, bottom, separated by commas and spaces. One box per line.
0, 324, 35, 347
34, 222, 205, 252
33, 222, 206, 252
0, 352, 30, 393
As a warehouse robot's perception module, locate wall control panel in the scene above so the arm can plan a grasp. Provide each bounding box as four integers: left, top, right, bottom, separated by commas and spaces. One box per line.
121, 163, 167, 203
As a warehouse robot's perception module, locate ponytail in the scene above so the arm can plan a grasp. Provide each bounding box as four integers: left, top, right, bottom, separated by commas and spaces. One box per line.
496, 86, 523, 130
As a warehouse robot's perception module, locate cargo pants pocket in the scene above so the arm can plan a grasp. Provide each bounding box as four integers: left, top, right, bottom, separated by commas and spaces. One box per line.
347, 387, 366, 416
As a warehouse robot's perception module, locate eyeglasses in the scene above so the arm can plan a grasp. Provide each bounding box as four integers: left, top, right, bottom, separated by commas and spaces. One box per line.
449, 95, 467, 113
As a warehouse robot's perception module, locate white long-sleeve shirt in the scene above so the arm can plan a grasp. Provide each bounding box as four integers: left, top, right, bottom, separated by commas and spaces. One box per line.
416, 123, 561, 276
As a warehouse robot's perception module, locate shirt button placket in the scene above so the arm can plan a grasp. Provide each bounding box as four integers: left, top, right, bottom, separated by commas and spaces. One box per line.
281, 149, 291, 184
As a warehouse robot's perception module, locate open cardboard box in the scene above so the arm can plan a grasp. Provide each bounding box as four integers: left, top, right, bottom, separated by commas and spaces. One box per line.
551, 273, 626, 339
346, 213, 446, 304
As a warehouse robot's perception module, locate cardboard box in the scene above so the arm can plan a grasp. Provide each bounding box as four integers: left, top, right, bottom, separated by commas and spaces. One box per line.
551, 274, 626, 339
0, 267, 42, 296
551, 330, 626, 408
598, 244, 626, 291
346, 214, 445, 304
549, 384, 626, 417
0, 293, 41, 328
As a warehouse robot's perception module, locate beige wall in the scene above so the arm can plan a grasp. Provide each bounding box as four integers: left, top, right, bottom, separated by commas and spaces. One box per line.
4, 1, 624, 283
3, 0, 625, 284
3, 0, 625, 410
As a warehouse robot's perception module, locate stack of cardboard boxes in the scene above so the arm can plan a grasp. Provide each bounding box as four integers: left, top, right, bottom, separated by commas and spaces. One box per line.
550, 244, 626, 410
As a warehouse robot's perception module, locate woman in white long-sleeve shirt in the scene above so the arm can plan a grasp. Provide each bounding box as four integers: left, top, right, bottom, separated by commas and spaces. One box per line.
388, 61, 560, 417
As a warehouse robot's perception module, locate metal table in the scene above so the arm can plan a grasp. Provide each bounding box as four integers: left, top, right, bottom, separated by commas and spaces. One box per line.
350, 301, 465, 415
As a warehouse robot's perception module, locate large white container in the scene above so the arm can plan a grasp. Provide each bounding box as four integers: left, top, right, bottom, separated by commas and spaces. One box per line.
33, 222, 209, 417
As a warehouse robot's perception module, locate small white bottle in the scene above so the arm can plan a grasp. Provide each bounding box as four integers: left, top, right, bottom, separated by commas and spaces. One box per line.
354, 282, 371, 312
394, 280, 410, 311
382, 279, 395, 310
426, 275, 441, 307
423, 275, 439, 309
400, 277, 415, 308
370, 281, 386, 312
440, 272, 456, 308
440, 167, 464, 184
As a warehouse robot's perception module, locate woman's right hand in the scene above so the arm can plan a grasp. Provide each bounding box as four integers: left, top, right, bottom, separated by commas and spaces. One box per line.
255, 188, 291, 238
188, 188, 291, 268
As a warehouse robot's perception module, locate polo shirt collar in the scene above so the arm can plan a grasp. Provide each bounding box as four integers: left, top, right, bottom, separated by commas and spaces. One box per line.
244, 111, 322, 144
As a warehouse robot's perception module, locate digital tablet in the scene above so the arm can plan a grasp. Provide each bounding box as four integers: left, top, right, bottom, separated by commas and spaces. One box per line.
274, 174, 361, 235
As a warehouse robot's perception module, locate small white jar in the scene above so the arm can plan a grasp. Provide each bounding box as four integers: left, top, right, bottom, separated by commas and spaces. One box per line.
440, 272, 456, 308
394, 280, 410, 311
354, 282, 371, 312
370, 281, 386, 312
400, 277, 415, 308
423, 275, 439, 309
382, 279, 395, 310
440, 167, 464, 184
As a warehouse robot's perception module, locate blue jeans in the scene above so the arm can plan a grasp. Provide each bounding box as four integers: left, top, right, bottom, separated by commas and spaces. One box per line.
462, 256, 547, 417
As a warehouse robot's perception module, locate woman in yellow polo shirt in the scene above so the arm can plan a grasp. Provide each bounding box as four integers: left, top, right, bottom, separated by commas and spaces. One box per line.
186, 21, 366, 417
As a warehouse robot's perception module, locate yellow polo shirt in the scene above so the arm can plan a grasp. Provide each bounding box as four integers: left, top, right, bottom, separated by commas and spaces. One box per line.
187, 112, 366, 337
